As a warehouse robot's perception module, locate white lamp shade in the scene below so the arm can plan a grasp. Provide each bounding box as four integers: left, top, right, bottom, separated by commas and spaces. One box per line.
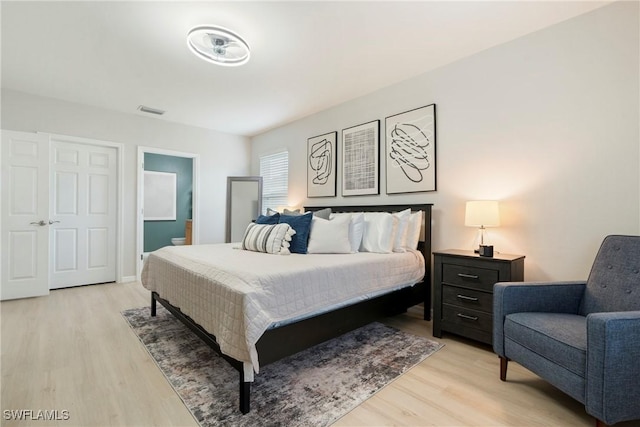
465, 201, 500, 227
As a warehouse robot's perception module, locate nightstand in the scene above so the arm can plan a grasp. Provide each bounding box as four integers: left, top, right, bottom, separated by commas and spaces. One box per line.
433, 249, 525, 345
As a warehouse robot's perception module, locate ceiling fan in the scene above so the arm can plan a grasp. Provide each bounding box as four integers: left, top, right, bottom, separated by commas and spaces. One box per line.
187, 25, 251, 67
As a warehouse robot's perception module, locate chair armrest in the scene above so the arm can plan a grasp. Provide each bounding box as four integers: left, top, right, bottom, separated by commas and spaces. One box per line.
586, 311, 640, 425
493, 281, 586, 356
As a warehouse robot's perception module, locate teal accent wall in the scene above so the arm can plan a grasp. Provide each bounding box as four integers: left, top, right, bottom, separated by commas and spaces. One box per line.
144, 153, 193, 252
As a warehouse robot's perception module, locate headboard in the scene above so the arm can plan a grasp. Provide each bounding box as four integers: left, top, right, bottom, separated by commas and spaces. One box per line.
304, 204, 433, 292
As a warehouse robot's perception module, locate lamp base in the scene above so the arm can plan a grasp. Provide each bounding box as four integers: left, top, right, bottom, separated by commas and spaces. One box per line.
478, 245, 494, 257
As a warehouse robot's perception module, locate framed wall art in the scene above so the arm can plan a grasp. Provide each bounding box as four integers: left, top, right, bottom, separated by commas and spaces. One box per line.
385, 104, 436, 194
307, 131, 337, 198
341, 120, 380, 196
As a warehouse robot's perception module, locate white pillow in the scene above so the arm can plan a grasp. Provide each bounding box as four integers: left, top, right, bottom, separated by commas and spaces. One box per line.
392, 208, 412, 253
241, 223, 296, 255
330, 212, 364, 253
404, 211, 423, 250
360, 212, 397, 254
307, 215, 352, 254
348, 213, 365, 253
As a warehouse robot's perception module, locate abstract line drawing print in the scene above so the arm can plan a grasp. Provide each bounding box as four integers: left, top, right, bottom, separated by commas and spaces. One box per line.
307, 131, 337, 197
344, 129, 375, 190
342, 120, 380, 196
388, 122, 430, 183
309, 138, 332, 185
385, 104, 436, 194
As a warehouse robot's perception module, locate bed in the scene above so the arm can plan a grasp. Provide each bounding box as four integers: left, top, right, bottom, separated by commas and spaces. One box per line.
141, 203, 432, 413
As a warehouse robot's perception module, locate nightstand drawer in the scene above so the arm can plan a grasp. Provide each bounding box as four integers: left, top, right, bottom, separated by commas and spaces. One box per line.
442, 264, 499, 292
442, 285, 492, 313
442, 304, 493, 332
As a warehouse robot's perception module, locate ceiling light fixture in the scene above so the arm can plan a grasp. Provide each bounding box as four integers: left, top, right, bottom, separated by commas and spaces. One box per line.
187, 25, 250, 67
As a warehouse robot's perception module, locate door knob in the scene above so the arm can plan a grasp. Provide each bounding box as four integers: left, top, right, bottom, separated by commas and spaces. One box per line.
30, 220, 47, 226
49, 220, 61, 225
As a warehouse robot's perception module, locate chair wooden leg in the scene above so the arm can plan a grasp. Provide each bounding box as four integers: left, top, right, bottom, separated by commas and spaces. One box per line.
499, 356, 508, 381
595, 419, 609, 427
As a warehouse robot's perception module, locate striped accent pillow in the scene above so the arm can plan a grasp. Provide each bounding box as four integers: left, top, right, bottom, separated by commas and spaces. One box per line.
241, 223, 296, 255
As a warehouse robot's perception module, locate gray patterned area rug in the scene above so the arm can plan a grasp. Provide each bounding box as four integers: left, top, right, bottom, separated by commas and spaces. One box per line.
122, 306, 443, 427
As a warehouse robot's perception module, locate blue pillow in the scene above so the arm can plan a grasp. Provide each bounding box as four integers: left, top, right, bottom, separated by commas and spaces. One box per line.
279, 212, 313, 254
256, 213, 279, 224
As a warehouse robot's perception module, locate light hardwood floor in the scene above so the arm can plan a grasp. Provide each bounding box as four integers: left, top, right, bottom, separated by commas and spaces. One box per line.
1, 281, 636, 427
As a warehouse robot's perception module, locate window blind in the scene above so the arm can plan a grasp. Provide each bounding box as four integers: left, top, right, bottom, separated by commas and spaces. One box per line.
259, 151, 289, 214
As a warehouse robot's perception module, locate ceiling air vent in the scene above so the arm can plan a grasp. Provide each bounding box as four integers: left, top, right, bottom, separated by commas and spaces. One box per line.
138, 105, 165, 115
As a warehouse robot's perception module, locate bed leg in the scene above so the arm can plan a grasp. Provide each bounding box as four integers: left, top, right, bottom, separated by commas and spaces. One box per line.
239, 372, 250, 414
151, 292, 157, 317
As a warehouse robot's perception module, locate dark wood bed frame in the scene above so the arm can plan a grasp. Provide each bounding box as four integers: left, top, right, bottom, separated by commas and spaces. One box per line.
150, 203, 433, 414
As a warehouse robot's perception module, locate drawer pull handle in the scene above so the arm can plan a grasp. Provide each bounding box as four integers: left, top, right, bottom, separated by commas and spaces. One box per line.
457, 273, 479, 279
457, 294, 479, 302
457, 313, 479, 321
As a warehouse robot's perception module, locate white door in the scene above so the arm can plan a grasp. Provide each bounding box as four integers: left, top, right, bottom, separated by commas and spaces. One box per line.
49, 139, 117, 289
1, 130, 51, 300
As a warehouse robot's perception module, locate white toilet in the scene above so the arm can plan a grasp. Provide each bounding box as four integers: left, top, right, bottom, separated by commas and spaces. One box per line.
171, 237, 186, 246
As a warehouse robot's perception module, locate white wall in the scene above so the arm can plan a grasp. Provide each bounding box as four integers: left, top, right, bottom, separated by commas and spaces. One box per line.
1, 89, 251, 279
251, 1, 640, 281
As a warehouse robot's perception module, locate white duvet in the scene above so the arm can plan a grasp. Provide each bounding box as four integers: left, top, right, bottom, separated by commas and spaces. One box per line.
141, 243, 424, 380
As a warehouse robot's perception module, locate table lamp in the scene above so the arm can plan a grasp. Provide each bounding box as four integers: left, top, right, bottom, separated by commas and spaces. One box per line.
465, 200, 500, 255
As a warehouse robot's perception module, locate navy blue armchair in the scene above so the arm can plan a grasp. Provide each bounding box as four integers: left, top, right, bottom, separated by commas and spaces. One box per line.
494, 235, 640, 426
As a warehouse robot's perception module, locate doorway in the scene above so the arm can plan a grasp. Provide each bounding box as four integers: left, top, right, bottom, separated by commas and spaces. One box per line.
136, 146, 199, 280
